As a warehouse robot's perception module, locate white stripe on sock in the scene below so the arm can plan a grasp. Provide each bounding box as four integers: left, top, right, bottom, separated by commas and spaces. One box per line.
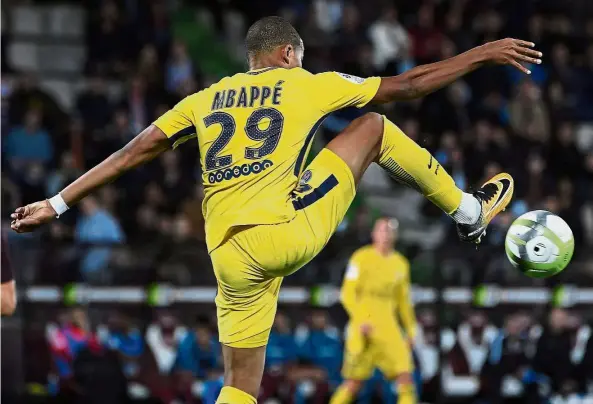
451, 193, 481, 224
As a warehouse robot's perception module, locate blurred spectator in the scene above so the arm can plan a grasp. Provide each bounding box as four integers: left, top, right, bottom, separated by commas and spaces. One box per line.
121, 76, 155, 134
47, 152, 82, 198
295, 308, 341, 402
75, 196, 125, 283
7, 73, 65, 131
261, 312, 299, 401
443, 311, 498, 397
533, 309, 576, 397
415, 310, 439, 402
482, 313, 540, 404
137, 44, 163, 92
98, 312, 144, 379
510, 80, 550, 143
46, 308, 99, 397
146, 312, 186, 374
166, 41, 194, 94
4, 109, 53, 167
76, 75, 112, 130
174, 316, 221, 379
368, 6, 409, 71
87, 1, 132, 76
174, 316, 222, 402
266, 312, 299, 372
72, 343, 128, 404
313, 0, 343, 33
408, 4, 443, 64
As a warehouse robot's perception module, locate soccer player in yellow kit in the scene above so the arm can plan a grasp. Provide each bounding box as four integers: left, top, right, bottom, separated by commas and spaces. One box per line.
331, 218, 417, 404
12, 16, 540, 404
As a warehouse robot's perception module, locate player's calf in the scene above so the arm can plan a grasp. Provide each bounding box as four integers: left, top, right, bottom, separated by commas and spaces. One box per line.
329, 379, 364, 404
216, 345, 265, 404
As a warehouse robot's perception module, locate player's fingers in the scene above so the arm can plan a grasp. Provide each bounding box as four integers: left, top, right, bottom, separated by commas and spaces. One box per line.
513, 39, 535, 48
515, 46, 543, 59
516, 54, 542, 65
14, 206, 25, 214
510, 59, 531, 75
11, 218, 37, 232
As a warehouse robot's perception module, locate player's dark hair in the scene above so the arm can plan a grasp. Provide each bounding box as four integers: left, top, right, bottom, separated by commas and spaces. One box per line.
245, 16, 302, 59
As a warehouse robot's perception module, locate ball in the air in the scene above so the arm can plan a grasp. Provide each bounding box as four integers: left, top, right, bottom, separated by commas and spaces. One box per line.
504, 210, 574, 278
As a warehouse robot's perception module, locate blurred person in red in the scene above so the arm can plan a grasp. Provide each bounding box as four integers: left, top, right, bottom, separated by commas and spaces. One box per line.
46, 307, 101, 397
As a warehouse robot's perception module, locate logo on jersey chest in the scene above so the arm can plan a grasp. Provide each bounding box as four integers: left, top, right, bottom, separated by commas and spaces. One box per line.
207, 159, 274, 184
295, 169, 313, 193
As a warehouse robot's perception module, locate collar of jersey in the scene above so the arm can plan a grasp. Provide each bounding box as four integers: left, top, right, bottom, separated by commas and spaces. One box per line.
246, 67, 279, 75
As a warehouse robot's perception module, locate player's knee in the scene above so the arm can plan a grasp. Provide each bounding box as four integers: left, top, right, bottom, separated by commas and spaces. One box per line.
343, 379, 363, 394
357, 112, 384, 133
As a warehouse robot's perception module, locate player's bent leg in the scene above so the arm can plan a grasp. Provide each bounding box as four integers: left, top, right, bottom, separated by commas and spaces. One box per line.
326, 112, 513, 243
393, 373, 417, 404
330, 380, 364, 404
326, 112, 466, 213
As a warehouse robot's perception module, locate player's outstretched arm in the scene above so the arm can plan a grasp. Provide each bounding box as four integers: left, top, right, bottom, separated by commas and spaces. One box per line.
372, 38, 542, 103
10, 125, 170, 233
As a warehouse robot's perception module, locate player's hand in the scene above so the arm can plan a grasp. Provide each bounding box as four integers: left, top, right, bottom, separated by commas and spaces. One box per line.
10, 200, 57, 233
360, 323, 373, 336
479, 38, 542, 74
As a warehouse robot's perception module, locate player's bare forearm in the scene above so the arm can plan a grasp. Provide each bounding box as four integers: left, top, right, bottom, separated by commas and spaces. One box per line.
61, 125, 169, 206
373, 38, 542, 103
11, 125, 170, 233
374, 49, 485, 102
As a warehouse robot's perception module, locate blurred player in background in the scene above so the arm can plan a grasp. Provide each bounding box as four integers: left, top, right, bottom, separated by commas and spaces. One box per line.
331, 218, 417, 404
1, 234, 17, 316
11, 16, 541, 404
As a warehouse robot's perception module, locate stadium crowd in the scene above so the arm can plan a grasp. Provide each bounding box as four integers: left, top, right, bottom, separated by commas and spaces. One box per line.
1, 0, 593, 403
12, 305, 592, 404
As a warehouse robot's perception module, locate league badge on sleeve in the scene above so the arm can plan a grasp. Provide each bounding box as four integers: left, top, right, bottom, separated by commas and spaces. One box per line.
336, 72, 365, 84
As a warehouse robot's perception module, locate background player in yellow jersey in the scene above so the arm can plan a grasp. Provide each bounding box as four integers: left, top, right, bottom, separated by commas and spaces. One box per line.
12, 16, 540, 404
331, 218, 417, 404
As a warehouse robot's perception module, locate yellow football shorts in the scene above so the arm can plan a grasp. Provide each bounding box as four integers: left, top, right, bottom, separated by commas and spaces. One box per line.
342, 325, 413, 380
210, 148, 356, 348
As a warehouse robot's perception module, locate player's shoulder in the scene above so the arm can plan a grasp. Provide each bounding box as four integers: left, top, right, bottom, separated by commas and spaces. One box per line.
391, 250, 410, 266
351, 245, 374, 260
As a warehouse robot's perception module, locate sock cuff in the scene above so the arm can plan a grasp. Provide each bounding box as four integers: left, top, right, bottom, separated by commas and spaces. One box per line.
378, 114, 392, 163
217, 386, 257, 404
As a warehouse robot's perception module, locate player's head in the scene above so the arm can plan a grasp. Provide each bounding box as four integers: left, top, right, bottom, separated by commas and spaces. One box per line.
194, 315, 212, 346
245, 16, 304, 69
371, 217, 399, 249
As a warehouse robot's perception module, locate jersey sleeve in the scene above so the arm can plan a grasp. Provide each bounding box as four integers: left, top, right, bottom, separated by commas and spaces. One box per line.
310, 72, 381, 113
340, 250, 367, 323
395, 257, 417, 340
153, 95, 198, 149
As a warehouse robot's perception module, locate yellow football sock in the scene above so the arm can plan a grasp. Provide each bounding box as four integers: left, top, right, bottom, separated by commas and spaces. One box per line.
378, 116, 462, 214
397, 382, 417, 404
329, 384, 355, 404
216, 386, 257, 404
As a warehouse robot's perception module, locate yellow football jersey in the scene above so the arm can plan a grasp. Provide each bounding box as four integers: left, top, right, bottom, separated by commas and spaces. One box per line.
154, 67, 380, 252
341, 245, 417, 338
